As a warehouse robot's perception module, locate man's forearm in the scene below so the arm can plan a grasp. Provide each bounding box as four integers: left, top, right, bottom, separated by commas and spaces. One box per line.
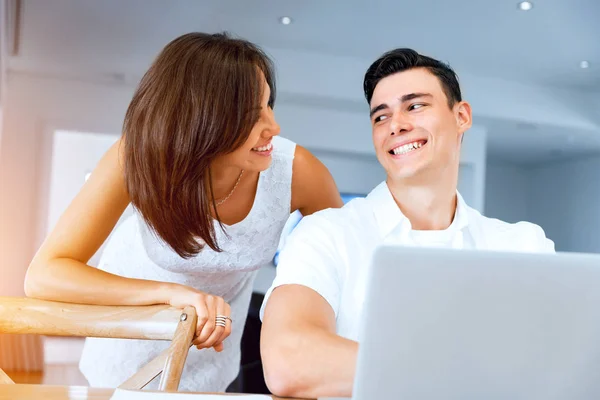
262, 324, 358, 399
261, 284, 356, 398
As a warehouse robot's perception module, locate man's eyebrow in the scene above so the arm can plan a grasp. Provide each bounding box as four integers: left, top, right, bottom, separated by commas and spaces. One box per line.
400, 92, 432, 102
369, 103, 389, 118
370, 93, 433, 117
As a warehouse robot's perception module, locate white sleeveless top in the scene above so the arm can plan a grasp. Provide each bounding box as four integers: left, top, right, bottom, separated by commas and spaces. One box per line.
79, 136, 296, 392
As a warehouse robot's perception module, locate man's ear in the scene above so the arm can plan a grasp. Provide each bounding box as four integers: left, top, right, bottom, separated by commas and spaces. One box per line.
455, 101, 472, 134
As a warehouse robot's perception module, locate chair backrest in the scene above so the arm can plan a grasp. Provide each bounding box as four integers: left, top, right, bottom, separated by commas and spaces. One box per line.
0, 296, 197, 391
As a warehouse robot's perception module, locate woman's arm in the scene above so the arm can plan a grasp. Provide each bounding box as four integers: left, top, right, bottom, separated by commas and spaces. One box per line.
25, 139, 150, 304
24, 139, 230, 350
290, 146, 344, 215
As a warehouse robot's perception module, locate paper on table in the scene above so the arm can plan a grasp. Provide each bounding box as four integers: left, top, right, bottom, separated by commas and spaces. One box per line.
110, 388, 272, 400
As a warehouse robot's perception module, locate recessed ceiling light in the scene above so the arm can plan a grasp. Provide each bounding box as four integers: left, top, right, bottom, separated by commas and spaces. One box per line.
518, 1, 533, 11
279, 16, 292, 25
580, 61, 590, 69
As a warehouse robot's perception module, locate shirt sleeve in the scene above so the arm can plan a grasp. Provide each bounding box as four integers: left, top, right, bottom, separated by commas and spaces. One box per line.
515, 221, 556, 253
533, 224, 556, 253
260, 213, 344, 320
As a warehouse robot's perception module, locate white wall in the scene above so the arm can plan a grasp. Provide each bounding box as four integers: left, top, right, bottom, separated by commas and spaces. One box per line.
458, 126, 487, 213
47, 131, 132, 267
528, 156, 600, 253
485, 156, 600, 254
311, 150, 384, 195
47, 131, 119, 236
485, 162, 530, 223
0, 73, 134, 296
0, 0, 7, 155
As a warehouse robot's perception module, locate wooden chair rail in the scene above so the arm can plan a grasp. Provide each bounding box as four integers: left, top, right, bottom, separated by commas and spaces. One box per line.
0, 297, 197, 391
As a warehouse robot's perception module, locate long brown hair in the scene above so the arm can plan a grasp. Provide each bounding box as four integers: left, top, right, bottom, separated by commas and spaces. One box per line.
122, 32, 276, 258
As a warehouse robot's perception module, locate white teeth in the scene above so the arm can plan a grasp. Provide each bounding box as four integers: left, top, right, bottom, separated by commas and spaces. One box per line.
391, 141, 423, 155
252, 143, 272, 152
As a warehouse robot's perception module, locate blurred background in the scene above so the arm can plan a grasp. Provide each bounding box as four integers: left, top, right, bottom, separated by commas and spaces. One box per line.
0, 0, 599, 391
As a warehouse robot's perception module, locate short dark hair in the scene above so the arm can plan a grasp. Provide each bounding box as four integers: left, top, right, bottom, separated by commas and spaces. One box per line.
363, 48, 461, 109
123, 32, 275, 258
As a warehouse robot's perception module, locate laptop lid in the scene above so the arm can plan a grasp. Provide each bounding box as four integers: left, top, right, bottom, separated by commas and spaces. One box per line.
354, 246, 600, 400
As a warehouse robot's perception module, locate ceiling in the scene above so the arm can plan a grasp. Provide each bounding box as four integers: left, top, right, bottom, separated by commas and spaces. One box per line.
13, 0, 600, 90
7, 0, 600, 164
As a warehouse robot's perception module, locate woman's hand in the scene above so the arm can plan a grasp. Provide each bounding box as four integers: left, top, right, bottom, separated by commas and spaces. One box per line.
168, 285, 232, 352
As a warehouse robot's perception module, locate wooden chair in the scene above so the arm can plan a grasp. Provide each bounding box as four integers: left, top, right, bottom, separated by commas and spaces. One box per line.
0, 296, 197, 391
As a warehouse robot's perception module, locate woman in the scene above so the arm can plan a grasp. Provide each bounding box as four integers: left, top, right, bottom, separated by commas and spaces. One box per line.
24, 32, 343, 392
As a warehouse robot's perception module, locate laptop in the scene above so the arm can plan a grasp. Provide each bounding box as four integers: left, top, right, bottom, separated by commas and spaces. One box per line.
352, 246, 600, 400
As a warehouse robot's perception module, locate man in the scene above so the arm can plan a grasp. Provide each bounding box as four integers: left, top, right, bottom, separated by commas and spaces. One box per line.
259, 48, 555, 399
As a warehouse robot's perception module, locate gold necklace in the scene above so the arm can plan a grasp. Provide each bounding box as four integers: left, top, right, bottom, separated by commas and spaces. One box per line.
215, 170, 244, 207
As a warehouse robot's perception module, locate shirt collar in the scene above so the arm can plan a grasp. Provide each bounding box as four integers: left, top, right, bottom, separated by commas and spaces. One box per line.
367, 181, 470, 239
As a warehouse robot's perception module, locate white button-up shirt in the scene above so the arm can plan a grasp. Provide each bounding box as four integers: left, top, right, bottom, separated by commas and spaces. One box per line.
261, 181, 555, 341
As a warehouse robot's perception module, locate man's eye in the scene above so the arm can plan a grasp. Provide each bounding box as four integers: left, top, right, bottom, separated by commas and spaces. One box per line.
409, 103, 425, 111
374, 115, 389, 123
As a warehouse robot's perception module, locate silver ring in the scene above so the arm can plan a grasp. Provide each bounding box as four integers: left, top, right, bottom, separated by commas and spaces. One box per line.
216, 315, 232, 323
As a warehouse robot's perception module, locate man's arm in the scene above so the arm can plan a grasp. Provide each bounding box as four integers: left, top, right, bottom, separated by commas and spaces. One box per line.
534, 224, 555, 253
515, 222, 555, 253
261, 284, 358, 399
